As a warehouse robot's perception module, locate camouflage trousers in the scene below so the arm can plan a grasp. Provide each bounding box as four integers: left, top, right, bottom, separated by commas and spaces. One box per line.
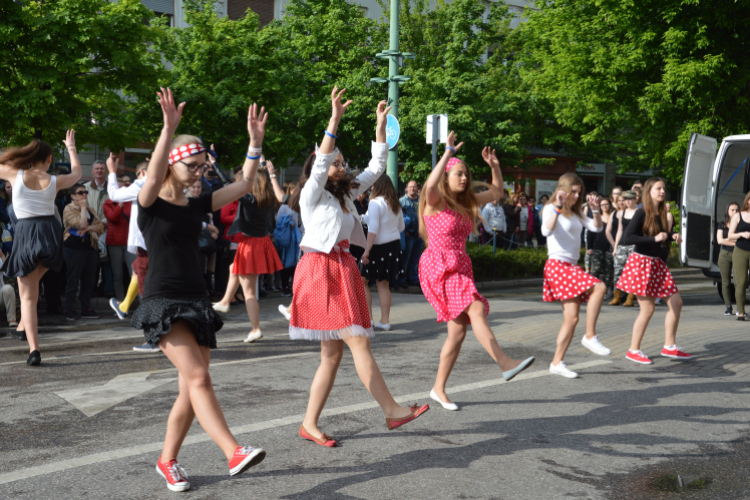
591, 249, 614, 291
613, 245, 634, 290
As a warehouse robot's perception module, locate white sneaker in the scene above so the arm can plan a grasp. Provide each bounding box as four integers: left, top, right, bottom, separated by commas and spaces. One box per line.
374, 322, 391, 331
430, 389, 459, 411
213, 302, 230, 313
244, 331, 263, 343
278, 304, 291, 321
581, 335, 612, 356
549, 361, 579, 379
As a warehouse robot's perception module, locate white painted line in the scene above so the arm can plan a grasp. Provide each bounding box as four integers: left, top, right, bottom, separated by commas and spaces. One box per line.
0, 359, 611, 485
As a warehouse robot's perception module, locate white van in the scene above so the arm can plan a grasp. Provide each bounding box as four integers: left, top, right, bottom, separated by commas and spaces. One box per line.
681, 132, 750, 300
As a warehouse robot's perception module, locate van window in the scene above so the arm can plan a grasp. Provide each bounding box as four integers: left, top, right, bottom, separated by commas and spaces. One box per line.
716, 142, 750, 222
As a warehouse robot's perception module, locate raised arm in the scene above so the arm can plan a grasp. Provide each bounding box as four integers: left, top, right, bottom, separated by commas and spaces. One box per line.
475, 147, 503, 206
266, 161, 285, 203
210, 103, 266, 211
139, 88, 185, 209
56, 130, 83, 191
542, 190, 568, 235
582, 193, 602, 231
424, 131, 463, 209
105, 152, 139, 203
350, 101, 391, 198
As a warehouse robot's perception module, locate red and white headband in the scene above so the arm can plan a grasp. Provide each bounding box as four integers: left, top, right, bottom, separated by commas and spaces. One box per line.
168, 143, 206, 165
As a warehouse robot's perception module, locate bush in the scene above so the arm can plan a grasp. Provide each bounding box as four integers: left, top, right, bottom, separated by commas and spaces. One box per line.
466, 242, 548, 281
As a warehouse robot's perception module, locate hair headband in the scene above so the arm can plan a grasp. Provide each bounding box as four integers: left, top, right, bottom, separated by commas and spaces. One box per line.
168, 143, 206, 165
446, 157, 463, 172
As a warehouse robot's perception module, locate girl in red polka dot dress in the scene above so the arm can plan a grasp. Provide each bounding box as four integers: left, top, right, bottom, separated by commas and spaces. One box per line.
287, 88, 428, 447
618, 177, 690, 364
541, 173, 610, 379
419, 133, 534, 411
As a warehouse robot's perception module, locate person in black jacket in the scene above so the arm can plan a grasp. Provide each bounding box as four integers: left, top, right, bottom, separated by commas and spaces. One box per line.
617, 177, 689, 365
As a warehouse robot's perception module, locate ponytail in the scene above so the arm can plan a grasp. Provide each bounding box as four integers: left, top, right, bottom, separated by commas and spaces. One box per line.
0, 139, 53, 170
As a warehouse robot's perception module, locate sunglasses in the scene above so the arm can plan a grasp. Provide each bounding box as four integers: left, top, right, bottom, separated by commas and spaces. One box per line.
75, 190, 89, 195
177, 160, 210, 173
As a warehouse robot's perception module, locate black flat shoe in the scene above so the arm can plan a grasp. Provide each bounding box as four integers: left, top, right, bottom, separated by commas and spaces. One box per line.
27, 350, 41, 366
12, 330, 27, 342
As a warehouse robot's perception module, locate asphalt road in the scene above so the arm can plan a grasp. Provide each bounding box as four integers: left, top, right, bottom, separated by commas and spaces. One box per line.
2, 275, 750, 499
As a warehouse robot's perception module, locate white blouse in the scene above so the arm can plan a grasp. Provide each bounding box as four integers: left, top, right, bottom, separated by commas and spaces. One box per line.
541, 203, 601, 265
361, 197, 405, 245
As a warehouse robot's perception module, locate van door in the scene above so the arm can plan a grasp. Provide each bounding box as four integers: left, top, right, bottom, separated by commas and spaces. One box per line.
680, 133, 717, 268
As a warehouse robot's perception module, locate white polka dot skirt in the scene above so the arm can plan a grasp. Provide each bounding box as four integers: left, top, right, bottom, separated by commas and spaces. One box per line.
543, 259, 601, 303
615, 252, 678, 298
289, 240, 374, 342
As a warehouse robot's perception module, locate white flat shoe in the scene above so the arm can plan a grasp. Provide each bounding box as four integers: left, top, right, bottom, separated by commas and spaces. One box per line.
278, 304, 291, 321
430, 389, 458, 411
244, 331, 262, 343
374, 322, 391, 331
212, 302, 230, 314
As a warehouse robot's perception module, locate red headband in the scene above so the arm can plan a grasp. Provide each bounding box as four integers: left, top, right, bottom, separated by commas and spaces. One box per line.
168, 143, 206, 165
446, 157, 463, 171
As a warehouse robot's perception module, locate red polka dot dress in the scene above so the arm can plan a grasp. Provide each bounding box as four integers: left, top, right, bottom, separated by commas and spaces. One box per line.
419, 208, 489, 323
616, 253, 678, 298
543, 259, 600, 303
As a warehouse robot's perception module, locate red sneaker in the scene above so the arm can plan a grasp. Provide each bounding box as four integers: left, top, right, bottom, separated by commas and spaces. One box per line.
155, 457, 190, 492
299, 425, 337, 447
386, 403, 429, 430
662, 346, 693, 360
625, 350, 653, 365
228, 445, 266, 476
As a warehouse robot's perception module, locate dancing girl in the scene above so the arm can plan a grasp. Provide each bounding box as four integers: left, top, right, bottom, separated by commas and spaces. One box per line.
618, 177, 690, 364
419, 135, 534, 410
0, 131, 82, 366
288, 88, 428, 447
541, 174, 610, 379
133, 88, 267, 491
717, 202, 739, 316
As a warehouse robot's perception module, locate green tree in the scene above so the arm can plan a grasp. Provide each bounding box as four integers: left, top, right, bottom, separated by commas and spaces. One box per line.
517, 0, 750, 182
0, 0, 163, 151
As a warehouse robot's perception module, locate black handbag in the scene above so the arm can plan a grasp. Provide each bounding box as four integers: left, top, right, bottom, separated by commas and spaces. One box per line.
198, 229, 217, 254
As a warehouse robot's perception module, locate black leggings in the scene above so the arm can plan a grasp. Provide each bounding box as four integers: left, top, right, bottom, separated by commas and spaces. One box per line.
280, 266, 296, 291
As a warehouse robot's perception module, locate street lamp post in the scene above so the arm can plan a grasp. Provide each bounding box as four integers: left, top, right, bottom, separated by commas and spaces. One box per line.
370, 0, 414, 189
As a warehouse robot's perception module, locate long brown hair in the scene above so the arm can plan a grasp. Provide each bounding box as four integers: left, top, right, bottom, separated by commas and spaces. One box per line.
417, 159, 497, 242
370, 174, 400, 215
741, 192, 750, 212
253, 169, 279, 210
288, 151, 360, 214
598, 195, 614, 215
546, 173, 585, 217
642, 177, 669, 236
0, 139, 53, 170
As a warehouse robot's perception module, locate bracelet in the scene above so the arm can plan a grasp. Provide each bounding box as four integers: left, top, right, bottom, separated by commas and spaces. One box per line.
324, 130, 337, 139
591, 210, 600, 214
247, 146, 262, 154
555, 205, 563, 210
552, 206, 561, 215
445, 146, 455, 154
269, 174, 276, 179
67, 146, 77, 151
246, 154, 261, 160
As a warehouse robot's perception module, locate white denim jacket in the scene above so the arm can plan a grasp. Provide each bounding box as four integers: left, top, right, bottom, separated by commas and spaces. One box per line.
299, 142, 388, 254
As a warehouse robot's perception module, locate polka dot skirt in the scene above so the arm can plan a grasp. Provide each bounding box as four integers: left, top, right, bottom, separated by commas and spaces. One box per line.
419, 208, 489, 323
543, 259, 600, 303
615, 252, 678, 298
232, 234, 283, 276
289, 240, 374, 341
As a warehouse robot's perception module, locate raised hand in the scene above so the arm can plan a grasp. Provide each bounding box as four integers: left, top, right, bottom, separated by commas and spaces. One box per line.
331, 86, 353, 121
446, 131, 464, 154
247, 103, 267, 146
482, 147, 499, 169
63, 130, 76, 150
106, 152, 119, 174
375, 100, 391, 143
587, 193, 600, 211
555, 189, 568, 208
266, 160, 276, 176
157, 87, 185, 132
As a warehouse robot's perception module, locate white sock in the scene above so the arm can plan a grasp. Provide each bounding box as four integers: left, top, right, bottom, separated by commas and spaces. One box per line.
664, 344, 676, 350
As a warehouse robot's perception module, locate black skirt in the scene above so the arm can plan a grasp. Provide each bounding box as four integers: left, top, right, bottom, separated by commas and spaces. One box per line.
4, 216, 63, 277
131, 297, 223, 348
363, 239, 404, 282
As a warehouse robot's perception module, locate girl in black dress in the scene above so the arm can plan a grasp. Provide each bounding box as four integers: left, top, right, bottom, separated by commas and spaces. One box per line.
132, 88, 267, 492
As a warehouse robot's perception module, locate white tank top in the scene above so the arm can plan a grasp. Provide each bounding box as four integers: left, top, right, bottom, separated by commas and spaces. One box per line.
13, 170, 57, 219
336, 212, 355, 244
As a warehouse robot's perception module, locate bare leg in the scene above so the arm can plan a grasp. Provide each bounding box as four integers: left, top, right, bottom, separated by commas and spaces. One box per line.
465, 300, 522, 372
238, 274, 260, 334
217, 268, 240, 307
17, 265, 48, 353
432, 316, 468, 404
362, 276, 373, 321
664, 292, 682, 346
159, 321, 239, 460
552, 298, 581, 365
302, 340, 345, 439
161, 373, 197, 460
584, 282, 607, 339
630, 296, 656, 351
375, 280, 392, 325
343, 335, 414, 419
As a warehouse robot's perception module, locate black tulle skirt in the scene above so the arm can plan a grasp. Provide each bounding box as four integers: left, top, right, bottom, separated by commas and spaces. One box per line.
3, 216, 63, 277
363, 239, 405, 282
131, 297, 223, 348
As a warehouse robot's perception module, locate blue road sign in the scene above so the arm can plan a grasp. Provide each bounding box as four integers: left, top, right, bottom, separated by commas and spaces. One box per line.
386, 115, 400, 150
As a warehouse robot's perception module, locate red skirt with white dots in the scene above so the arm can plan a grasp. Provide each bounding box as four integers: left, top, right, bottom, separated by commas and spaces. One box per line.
543, 259, 600, 303
615, 253, 678, 298
289, 240, 374, 341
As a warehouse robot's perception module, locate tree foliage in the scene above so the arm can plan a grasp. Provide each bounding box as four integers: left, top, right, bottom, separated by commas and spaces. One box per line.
0, 0, 163, 151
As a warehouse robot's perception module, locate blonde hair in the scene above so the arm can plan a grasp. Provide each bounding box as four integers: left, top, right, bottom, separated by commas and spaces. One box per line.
547, 173, 585, 217
171, 134, 203, 150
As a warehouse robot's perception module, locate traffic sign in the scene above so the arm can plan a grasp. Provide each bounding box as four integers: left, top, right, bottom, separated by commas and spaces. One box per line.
426, 114, 448, 144
386, 115, 400, 150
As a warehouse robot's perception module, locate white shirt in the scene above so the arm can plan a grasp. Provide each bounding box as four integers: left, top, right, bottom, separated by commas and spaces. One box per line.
336, 212, 355, 245
541, 203, 601, 264
481, 203, 506, 233
107, 173, 146, 254
13, 170, 56, 219
361, 197, 405, 245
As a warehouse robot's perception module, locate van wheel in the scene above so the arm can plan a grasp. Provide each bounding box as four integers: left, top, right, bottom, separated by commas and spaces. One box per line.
717, 282, 736, 304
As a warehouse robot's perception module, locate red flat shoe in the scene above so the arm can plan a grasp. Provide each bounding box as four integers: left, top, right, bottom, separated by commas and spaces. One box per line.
299, 425, 336, 447
386, 403, 430, 430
